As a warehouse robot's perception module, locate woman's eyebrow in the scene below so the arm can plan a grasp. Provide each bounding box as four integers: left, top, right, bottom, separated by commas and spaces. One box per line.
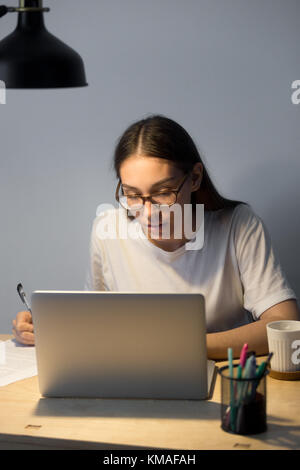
122, 176, 178, 190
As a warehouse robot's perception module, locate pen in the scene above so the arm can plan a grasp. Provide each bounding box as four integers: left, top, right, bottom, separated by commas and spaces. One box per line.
235, 353, 255, 433
235, 355, 255, 433
227, 347, 236, 432
17, 283, 32, 314
238, 355, 253, 404
255, 352, 273, 379
239, 343, 248, 368
236, 343, 248, 403
248, 352, 273, 401
238, 355, 254, 403
246, 355, 257, 401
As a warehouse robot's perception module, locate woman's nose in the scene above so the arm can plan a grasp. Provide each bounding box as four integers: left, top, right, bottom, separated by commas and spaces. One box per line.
143, 199, 153, 220
145, 201, 164, 223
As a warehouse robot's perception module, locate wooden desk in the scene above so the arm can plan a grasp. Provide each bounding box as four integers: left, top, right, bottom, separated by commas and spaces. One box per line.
0, 334, 299, 450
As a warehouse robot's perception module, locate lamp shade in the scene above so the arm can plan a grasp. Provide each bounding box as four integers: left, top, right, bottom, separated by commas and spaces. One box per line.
0, 7, 88, 88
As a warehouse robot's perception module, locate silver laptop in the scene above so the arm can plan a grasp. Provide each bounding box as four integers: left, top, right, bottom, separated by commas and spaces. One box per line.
31, 291, 216, 400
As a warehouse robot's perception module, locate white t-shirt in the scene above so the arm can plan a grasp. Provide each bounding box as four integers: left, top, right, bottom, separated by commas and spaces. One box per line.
84, 203, 297, 333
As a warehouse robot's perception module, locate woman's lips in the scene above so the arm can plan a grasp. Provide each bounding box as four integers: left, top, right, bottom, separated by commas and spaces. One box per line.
139, 218, 166, 228
147, 222, 163, 228
137, 218, 162, 228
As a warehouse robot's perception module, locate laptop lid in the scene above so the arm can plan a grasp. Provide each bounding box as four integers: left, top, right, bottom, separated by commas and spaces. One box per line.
31, 291, 211, 399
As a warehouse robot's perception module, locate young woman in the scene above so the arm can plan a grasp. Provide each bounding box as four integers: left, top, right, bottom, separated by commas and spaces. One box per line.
13, 114, 299, 359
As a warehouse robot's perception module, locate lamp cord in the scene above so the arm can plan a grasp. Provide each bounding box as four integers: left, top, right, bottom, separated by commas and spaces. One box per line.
0, 4, 49, 17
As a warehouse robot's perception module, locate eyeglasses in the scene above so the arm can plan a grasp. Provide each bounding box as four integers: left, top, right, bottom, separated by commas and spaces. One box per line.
115, 172, 190, 211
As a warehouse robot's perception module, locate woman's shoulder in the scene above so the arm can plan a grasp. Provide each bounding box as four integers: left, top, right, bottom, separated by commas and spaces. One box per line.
209, 202, 256, 226
209, 202, 264, 241
230, 202, 263, 227
227, 202, 270, 250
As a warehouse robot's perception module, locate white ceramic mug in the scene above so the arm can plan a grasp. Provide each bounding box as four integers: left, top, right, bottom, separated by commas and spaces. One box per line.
266, 320, 300, 372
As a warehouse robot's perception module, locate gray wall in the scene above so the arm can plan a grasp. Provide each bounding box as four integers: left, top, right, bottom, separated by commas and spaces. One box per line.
0, 0, 299, 332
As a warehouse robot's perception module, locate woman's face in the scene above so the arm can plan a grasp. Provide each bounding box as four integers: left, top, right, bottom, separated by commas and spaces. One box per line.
119, 155, 202, 250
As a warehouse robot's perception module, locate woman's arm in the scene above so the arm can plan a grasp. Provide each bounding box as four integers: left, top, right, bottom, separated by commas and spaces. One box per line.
207, 299, 300, 360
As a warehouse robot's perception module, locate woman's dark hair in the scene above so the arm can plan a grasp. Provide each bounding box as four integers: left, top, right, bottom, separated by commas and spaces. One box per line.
112, 114, 247, 220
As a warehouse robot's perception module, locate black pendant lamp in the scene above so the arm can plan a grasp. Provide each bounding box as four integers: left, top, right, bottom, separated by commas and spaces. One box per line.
0, 0, 87, 88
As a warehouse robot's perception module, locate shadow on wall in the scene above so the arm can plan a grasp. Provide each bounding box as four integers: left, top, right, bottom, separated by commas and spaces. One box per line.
231, 158, 300, 300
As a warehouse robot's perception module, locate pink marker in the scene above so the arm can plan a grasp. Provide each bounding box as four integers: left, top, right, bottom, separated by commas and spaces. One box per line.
239, 343, 248, 368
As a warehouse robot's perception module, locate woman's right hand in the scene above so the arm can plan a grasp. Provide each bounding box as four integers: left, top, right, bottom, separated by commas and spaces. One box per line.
12, 310, 35, 346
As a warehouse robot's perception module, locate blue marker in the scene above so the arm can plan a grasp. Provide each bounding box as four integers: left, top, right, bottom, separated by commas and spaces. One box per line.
238, 356, 254, 404
246, 356, 257, 401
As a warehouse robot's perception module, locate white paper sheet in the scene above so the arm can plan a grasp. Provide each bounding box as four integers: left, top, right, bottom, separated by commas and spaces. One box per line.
0, 339, 37, 387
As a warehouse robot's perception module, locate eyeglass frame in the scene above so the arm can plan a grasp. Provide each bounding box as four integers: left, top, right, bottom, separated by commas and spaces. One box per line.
115, 171, 191, 209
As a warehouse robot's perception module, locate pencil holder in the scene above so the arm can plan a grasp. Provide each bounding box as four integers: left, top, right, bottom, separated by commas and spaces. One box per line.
218, 364, 269, 435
